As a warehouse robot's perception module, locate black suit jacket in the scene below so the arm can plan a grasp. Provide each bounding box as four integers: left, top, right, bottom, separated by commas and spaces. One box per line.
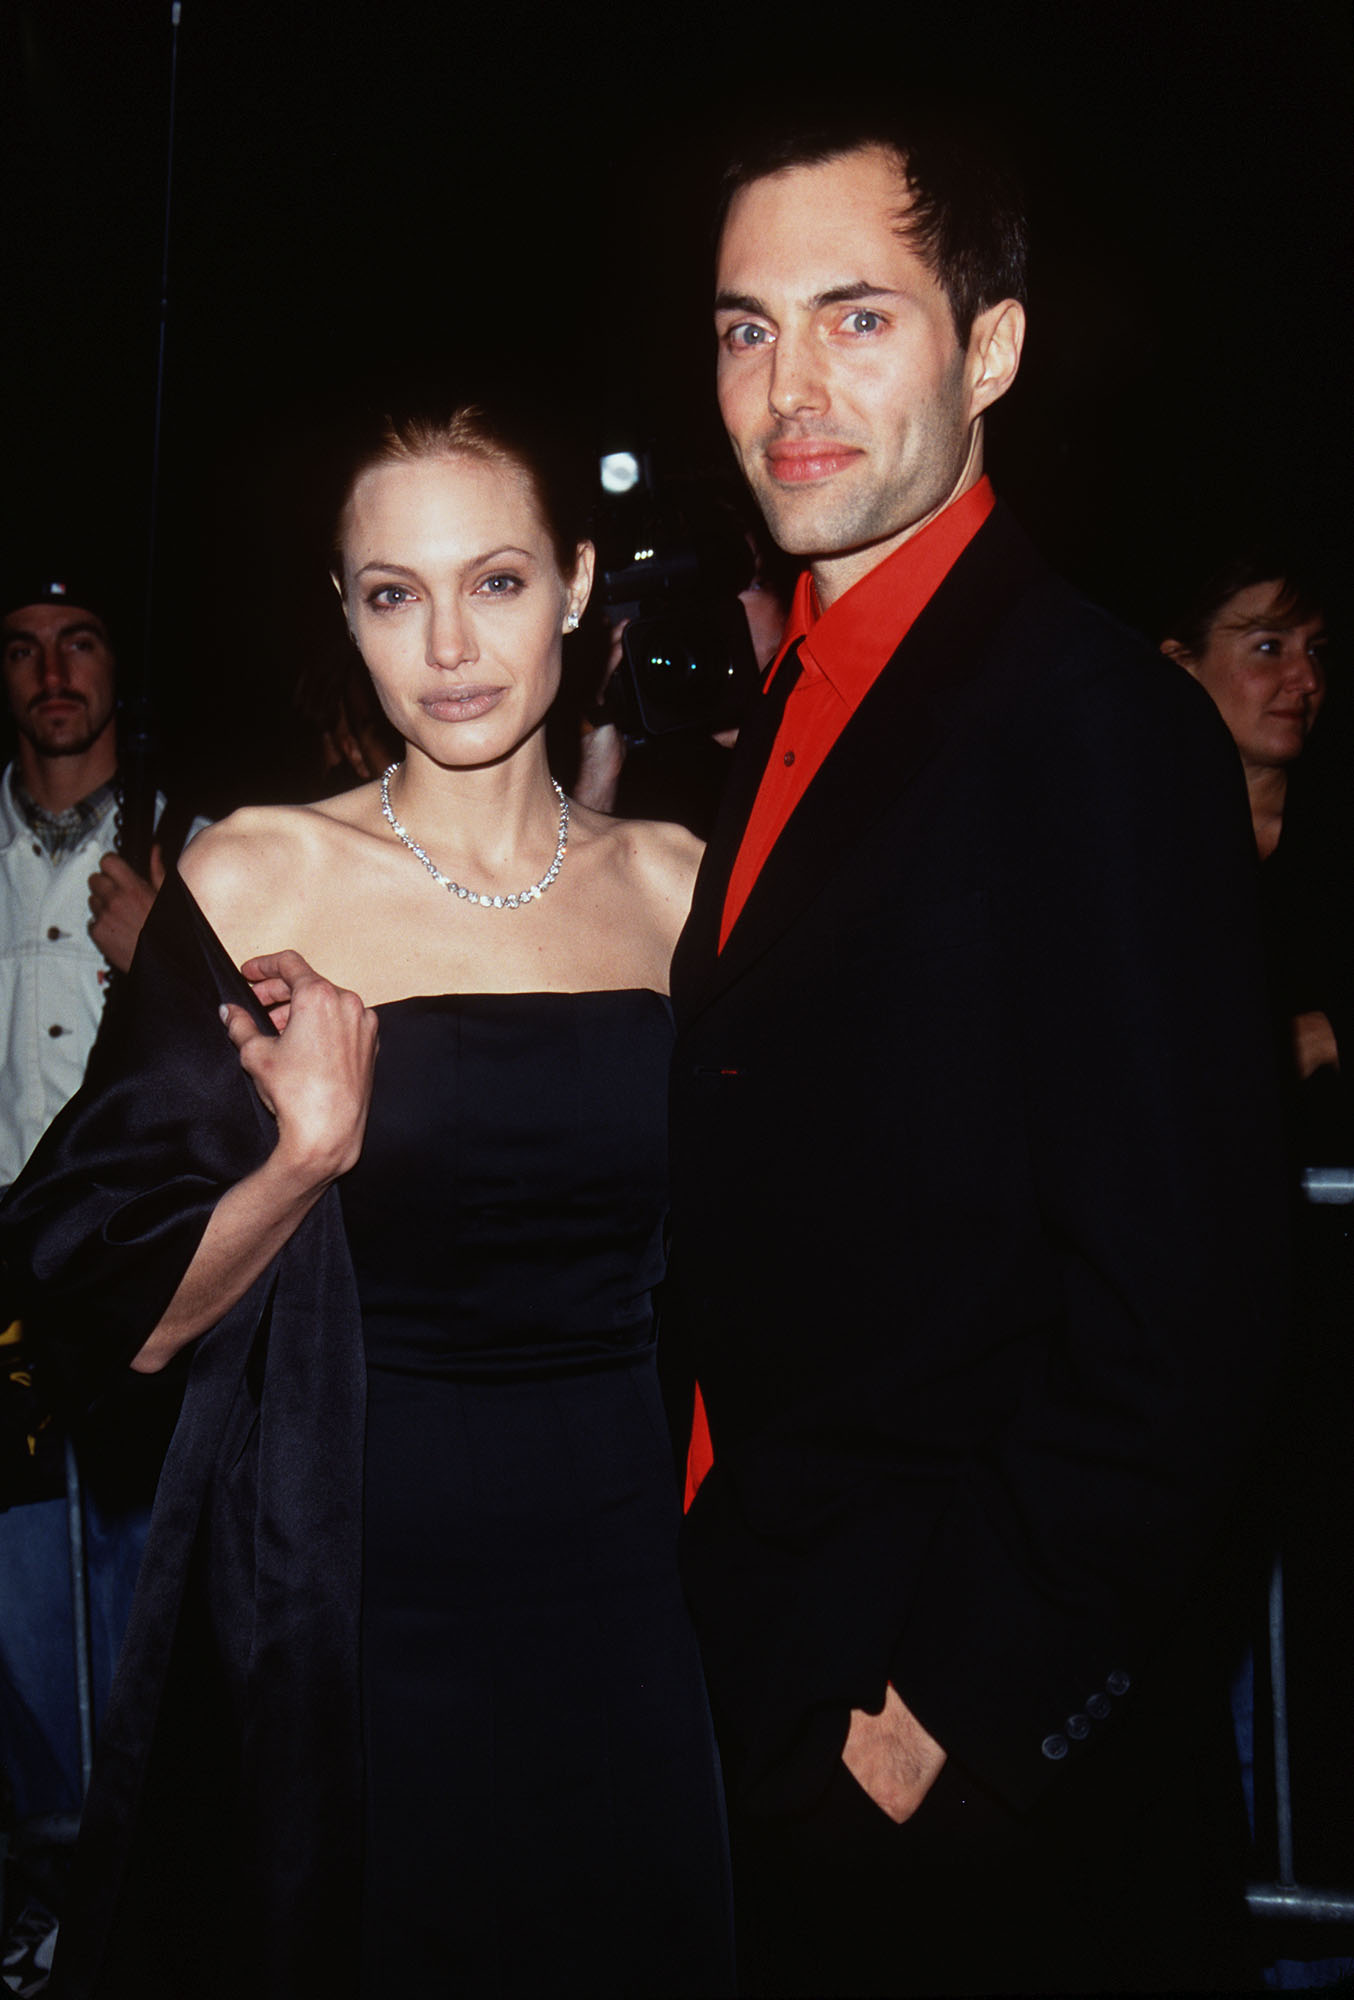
667, 504, 1287, 1821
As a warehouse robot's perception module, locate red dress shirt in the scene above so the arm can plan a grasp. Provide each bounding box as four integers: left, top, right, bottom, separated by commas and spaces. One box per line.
685, 476, 997, 1508
720, 476, 996, 949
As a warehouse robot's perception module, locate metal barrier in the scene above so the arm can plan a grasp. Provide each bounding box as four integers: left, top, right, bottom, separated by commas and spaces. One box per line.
1245, 1163, 1354, 1936
1247, 1551, 1354, 1927
1300, 1166, 1354, 1208
62, 1437, 94, 1802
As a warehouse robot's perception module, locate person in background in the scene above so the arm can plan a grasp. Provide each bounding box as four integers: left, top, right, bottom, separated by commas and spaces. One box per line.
0, 573, 183, 1188
1160, 556, 1340, 1088
575, 488, 793, 835
1164, 556, 1353, 1965
0, 571, 200, 1984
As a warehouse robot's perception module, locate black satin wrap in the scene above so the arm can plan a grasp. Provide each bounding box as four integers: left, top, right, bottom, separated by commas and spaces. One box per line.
0, 872, 365, 1999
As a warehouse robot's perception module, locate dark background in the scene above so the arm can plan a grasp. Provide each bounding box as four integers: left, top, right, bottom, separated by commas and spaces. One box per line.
3, 0, 1350, 812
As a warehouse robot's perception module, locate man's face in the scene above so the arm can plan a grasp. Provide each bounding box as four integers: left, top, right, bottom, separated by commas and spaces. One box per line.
714, 145, 1020, 587
2, 603, 118, 761
1182, 581, 1327, 773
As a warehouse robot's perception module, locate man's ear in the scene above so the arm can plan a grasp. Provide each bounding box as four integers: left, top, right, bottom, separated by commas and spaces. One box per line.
1160, 638, 1200, 680
965, 299, 1025, 421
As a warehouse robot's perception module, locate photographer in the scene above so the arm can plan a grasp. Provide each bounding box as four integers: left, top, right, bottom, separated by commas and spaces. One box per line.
576, 471, 791, 834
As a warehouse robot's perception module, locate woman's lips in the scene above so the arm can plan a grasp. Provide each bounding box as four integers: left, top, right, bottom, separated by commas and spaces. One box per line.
764, 440, 863, 484
420, 686, 506, 723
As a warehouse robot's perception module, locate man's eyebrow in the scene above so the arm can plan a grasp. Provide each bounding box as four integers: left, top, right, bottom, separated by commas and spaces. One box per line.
713, 282, 898, 317
809, 281, 896, 310
1, 620, 104, 645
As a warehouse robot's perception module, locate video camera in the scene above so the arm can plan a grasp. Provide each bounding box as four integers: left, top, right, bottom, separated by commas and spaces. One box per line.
594, 452, 762, 741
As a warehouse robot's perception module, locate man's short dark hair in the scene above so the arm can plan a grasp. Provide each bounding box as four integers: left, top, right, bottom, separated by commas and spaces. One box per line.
715, 97, 1028, 349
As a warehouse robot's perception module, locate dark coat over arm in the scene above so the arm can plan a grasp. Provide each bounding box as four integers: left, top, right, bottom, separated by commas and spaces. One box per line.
0, 874, 366, 2000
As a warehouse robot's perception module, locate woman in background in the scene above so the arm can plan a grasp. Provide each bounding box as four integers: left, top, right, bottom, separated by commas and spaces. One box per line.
1163, 552, 1353, 1964
1160, 554, 1338, 1086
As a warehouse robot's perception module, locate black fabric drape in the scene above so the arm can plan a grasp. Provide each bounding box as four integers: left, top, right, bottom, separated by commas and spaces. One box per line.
1, 873, 366, 2000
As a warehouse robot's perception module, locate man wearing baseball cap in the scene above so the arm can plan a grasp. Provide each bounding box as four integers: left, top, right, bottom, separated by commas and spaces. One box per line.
0, 569, 196, 1974
0, 572, 169, 1191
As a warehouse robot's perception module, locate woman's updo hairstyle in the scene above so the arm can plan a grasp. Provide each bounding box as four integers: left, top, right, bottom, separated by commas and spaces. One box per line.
333, 399, 593, 581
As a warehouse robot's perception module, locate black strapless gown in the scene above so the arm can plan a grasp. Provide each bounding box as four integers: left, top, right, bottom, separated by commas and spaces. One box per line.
338, 991, 733, 1997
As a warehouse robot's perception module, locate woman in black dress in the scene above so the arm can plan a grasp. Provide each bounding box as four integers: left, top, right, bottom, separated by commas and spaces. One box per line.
1, 406, 733, 1998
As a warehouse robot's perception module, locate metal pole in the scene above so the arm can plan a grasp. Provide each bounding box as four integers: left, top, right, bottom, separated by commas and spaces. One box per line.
120, 1, 184, 875
1299, 1166, 1354, 1206
1267, 1549, 1296, 1890
1248, 1886, 1354, 1924
63, 1436, 95, 1798
1245, 1161, 1354, 1934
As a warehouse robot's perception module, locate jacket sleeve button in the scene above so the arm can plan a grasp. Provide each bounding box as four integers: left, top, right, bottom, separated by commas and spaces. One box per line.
1106, 1670, 1132, 1697
1041, 1733, 1069, 1761
1066, 1713, 1090, 1740
1086, 1693, 1111, 1720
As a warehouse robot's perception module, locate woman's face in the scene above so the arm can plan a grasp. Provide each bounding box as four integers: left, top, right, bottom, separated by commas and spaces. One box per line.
338, 452, 592, 770
1177, 579, 1327, 774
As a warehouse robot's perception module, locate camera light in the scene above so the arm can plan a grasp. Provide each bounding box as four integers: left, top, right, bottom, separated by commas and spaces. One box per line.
600, 452, 641, 494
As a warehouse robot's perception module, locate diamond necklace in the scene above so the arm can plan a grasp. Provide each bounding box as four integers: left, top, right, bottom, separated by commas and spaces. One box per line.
380, 763, 569, 910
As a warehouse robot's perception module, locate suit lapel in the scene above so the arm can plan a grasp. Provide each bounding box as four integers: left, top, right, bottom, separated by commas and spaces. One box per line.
671, 640, 802, 1007
674, 505, 1047, 1027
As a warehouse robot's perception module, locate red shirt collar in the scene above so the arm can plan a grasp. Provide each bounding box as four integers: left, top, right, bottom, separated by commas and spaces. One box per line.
775, 476, 996, 697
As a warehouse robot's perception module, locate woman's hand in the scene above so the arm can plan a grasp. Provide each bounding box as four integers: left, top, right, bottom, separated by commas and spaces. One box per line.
239, 951, 306, 1033
131, 952, 378, 1372
222, 950, 378, 1186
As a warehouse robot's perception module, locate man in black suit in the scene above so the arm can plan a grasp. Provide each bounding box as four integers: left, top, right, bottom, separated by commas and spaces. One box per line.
666, 110, 1286, 1995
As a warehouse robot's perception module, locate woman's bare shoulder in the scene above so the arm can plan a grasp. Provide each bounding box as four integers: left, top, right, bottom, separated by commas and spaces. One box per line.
178, 804, 357, 952
576, 807, 704, 924
181, 803, 319, 887
622, 814, 704, 890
